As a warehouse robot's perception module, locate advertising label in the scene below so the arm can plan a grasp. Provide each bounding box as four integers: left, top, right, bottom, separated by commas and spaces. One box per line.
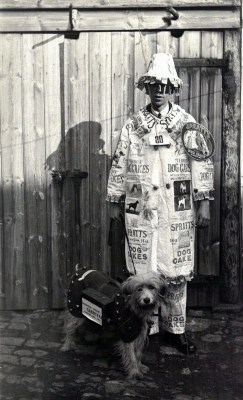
181, 122, 215, 161
82, 298, 102, 326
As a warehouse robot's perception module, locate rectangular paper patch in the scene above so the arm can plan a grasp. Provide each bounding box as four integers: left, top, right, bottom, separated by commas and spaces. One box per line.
82, 298, 102, 326
149, 315, 159, 335
149, 134, 171, 146
149, 125, 171, 146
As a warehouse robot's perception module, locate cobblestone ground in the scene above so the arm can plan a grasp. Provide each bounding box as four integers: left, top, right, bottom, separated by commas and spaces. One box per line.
0, 308, 243, 400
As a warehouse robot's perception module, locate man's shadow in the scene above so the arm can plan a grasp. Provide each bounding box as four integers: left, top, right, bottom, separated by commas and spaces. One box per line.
45, 121, 126, 283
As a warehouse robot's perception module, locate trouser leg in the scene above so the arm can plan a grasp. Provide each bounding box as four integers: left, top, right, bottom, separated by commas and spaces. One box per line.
160, 281, 187, 334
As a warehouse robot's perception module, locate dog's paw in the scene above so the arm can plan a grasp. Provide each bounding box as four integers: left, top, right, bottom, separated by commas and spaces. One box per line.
60, 342, 73, 352
139, 364, 149, 374
127, 369, 144, 380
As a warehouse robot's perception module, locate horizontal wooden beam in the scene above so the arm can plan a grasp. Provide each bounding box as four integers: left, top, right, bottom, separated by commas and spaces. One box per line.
0, 0, 240, 9
0, 9, 240, 32
174, 58, 227, 67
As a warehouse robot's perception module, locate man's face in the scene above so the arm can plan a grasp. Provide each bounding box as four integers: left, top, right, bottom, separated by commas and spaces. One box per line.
147, 83, 170, 110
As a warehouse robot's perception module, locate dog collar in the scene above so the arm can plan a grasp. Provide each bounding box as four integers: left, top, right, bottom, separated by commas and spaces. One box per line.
112, 291, 144, 343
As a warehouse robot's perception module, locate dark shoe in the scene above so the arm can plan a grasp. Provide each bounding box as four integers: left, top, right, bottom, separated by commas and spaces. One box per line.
163, 332, 197, 355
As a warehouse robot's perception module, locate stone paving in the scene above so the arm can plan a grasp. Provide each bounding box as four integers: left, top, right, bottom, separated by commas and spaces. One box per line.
0, 308, 243, 400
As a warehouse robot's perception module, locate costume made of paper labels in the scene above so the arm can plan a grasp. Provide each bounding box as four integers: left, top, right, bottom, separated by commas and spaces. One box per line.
107, 53, 214, 334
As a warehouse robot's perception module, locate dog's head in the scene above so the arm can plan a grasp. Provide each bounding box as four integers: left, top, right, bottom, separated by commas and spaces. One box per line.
121, 272, 164, 318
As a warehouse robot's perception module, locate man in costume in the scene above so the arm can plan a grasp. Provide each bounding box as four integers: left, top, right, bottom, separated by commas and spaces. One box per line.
106, 53, 214, 355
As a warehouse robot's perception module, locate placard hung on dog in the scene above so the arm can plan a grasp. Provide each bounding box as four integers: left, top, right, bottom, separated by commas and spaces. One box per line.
181, 122, 215, 161
82, 298, 102, 325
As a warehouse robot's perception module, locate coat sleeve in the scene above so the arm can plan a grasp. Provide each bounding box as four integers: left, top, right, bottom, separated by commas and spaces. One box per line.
187, 116, 215, 201
106, 123, 130, 203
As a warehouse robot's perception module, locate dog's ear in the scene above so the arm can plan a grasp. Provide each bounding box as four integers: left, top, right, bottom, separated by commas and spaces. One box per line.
147, 273, 167, 296
122, 277, 135, 296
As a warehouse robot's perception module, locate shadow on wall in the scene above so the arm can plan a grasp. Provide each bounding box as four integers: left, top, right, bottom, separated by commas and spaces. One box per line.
45, 121, 106, 172
44, 121, 114, 291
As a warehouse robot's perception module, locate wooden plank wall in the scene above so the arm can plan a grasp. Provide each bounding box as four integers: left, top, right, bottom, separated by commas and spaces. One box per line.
221, 31, 241, 303
0, 35, 26, 309
0, 30, 223, 309
0, 33, 66, 309
0, 0, 240, 7
44, 34, 66, 308
0, 9, 240, 32
64, 35, 90, 277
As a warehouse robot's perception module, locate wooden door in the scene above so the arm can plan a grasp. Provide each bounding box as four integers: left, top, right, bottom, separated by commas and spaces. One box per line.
0, 30, 223, 309
0, 34, 66, 309
59, 30, 224, 307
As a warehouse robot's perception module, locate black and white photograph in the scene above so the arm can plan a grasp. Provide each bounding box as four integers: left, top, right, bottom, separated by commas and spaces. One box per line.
0, 1, 242, 399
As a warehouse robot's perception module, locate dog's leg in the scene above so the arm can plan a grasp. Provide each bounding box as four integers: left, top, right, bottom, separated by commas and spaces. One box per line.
116, 341, 143, 379
134, 326, 150, 375
61, 311, 84, 352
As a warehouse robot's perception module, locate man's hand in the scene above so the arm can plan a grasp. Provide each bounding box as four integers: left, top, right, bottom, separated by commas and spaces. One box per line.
196, 199, 210, 228
109, 202, 123, 223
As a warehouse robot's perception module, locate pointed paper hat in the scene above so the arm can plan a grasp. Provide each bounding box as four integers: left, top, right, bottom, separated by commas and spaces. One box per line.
136, 53, 183, 91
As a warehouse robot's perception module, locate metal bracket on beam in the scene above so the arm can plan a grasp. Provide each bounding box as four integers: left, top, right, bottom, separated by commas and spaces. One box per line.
50, 169, 88, 183
163, 6, 179, 26
65, 4, 80, 40
162, 6, 184, 38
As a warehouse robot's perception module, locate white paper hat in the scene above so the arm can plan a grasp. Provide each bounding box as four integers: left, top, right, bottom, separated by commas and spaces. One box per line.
136, 53, 183, 91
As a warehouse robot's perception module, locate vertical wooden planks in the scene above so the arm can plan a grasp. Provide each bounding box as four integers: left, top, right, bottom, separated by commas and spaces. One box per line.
111, 32, 135, 153
110, 32, 134, 278
156, 32, 179, 105
0, 28, 227, 310
178, 32, 201, 281
134, 32, 157, 111
179, 31, 201, 118
221, 30, 241, 303
22, 34, 48, 309
64, 33, 90, 276
156, 31, 179, 56
0, 34, 26, 309
89, 33, 112, 274
0, 36, 4, 306
43, 34, 65, 308
199, 31, 223, 276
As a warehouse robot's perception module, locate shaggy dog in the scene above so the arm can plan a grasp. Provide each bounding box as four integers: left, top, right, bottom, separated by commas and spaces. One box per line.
61, 272, 163, 379
115, 272, 162, 378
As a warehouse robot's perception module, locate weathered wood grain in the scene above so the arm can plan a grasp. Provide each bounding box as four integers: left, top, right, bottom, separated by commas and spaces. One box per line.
0, 9, 240, 32
89, 32, 112, 275
22, 34, 49, 309
111, 32, 134, 153
221, 30, 241, 303
2, 35, 14, 308
179, 31, 201, 116
157, 32, 179, 105
0, 74, 3, 306
43, 34, 66, 308
64, 34, 91, 275
0, 26, 239, 310
178, 32, 201, 285
199, 31, 223, 277
157, 31, 179, 57
110, 32, 134, 279
0, 0, 240, 8
134, 31, 157, 111
0, 35, 27, 309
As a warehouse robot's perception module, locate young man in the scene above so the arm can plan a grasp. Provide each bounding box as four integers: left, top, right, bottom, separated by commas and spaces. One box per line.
106, 53, 214, 355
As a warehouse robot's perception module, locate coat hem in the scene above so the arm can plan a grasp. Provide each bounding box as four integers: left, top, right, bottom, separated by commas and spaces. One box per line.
159, 271, 194, 286
193, 189, 214, 201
